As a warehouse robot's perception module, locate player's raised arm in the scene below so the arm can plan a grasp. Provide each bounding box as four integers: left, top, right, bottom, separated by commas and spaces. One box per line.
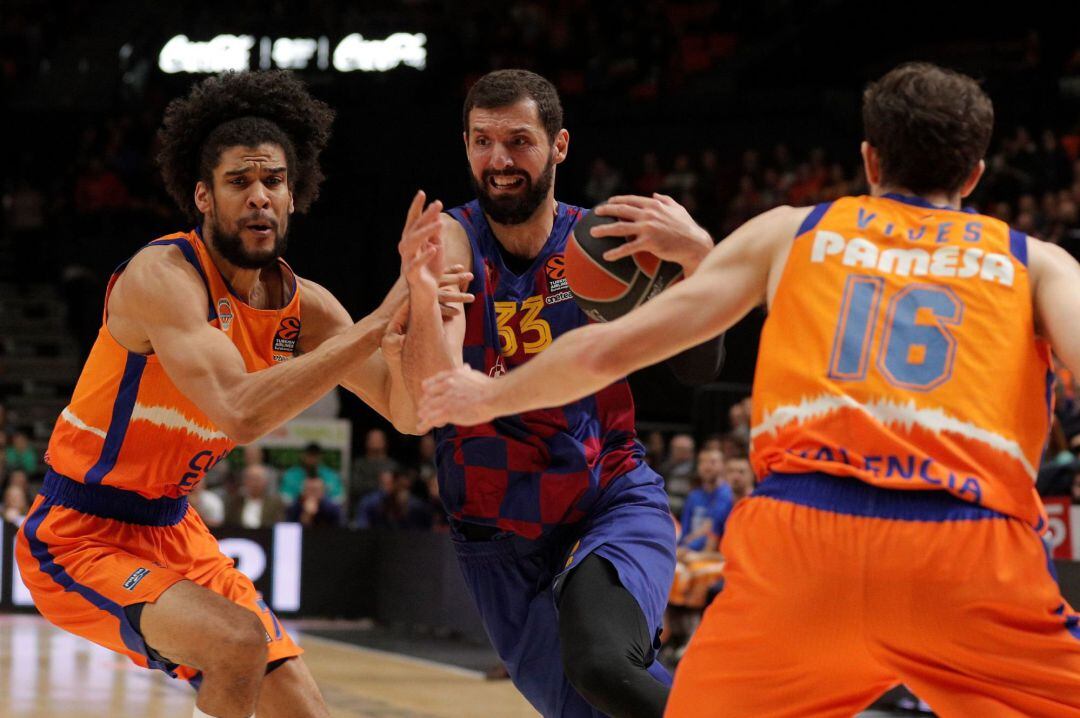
1030, 237, 1080, 374
399, 194, 472, 413
112, 245, 388, 444
418, 205, 808, 428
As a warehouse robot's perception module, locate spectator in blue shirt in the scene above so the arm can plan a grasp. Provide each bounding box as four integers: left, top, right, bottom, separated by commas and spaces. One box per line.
678, 448, 731, 553
708, 455, 756, 549
281, 442, 343, 504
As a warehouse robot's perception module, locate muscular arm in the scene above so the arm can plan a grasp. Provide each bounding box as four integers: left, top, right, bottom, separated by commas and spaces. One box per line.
1030, 238, 1080, 374
295, 275, 402, 422
109, 247, 389, 444
419, 206, 808, 427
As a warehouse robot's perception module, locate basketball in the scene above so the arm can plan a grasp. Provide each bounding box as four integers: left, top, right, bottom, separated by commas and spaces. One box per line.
565, 207, 683, 322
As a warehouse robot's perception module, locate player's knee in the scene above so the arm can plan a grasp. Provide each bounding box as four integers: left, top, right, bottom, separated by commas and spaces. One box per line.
210, 611, 268, 673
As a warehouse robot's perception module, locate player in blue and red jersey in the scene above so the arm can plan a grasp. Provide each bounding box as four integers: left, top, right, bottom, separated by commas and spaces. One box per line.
393, 70, 723, 717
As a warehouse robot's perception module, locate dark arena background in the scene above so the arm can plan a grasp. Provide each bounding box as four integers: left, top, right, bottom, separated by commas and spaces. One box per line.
1, 1, 1080, 716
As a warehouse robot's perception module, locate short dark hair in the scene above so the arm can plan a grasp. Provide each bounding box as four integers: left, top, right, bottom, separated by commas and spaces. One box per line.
862, 62, 993, 195
157, 70, 335, 220
462, 69, 563, 142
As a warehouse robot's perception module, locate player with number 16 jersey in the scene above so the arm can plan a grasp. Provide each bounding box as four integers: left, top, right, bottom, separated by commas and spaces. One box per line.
751, 191, 1053, 528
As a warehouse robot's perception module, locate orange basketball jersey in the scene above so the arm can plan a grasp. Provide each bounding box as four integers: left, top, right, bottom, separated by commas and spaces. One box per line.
46, 229, 302, 499
751, 193, 1052, 528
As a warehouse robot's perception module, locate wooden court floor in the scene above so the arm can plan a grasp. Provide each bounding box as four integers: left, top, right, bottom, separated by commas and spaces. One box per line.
0, 614, 537, 718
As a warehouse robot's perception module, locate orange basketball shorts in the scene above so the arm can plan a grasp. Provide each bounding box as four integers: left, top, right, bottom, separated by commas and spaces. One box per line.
14, 471, 300, 683
666, 472, 1080, 718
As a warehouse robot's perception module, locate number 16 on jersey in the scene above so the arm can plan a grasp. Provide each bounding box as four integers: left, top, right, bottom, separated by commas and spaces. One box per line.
828, 275, 964, 391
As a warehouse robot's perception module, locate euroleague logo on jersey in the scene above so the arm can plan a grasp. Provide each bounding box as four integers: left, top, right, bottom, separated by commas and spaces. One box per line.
217, 298, 234, 331
273, 317, 301, 355
544, 254, 572, 304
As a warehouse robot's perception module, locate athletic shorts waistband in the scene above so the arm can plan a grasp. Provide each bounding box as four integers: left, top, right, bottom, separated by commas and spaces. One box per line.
753, 472, 1007, 522
41, 470, 189, 526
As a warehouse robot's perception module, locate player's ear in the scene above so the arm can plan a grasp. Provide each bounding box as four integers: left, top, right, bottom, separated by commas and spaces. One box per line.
194, 181, 212, 215
553, 129, 569, 165
860, 141, 881, 187
288, 189, 295, 214
959, 159, 985, 199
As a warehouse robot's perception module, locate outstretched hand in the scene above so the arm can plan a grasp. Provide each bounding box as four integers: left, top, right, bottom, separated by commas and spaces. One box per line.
418, 366, 500, 430
592, 193, 713, 275
399, 190, 446, 297
399, 191, 475, 312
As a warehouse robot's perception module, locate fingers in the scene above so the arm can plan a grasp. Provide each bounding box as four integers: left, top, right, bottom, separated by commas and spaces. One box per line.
438, 270, 473, 288
603, 237, 651, 261
438, 287, 475, 304
399, 196, 444, 257
603, 195, 654, 208
594, 202, 647, 221
404, 190, 426, 227
590, 220, 641, 239
409, 201, 444, 240
417, 373, 454, 427
401, 222, 442, 264
421, 199, 444, 222
403, 244, 439, 280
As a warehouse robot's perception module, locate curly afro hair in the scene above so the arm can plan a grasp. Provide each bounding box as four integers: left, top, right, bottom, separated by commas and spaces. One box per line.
157, 70, 335, 220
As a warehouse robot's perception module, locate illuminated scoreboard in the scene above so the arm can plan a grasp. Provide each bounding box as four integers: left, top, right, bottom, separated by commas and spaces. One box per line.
156, 32, 427, 74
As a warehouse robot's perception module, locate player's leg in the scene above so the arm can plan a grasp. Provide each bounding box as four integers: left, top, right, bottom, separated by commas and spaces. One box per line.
558, 554, 668, 718
452, 526, 606, 717
255, 656, 330, 718
14, 498, 214, 679
555, 471, 678, 718
183, 516, 326, 718
139, 580, 268, 718
872, 515, 1080, 717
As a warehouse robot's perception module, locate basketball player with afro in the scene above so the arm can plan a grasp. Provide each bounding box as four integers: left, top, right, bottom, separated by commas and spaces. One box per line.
15, 71, 469, 718
394, 69, 724, 717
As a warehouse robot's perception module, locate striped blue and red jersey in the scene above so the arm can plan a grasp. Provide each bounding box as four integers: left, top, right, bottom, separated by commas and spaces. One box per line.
434, 200, 649, 538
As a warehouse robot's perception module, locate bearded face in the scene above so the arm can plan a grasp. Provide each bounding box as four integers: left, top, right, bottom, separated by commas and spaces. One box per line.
465, 99, 566, 226
469, 152, 555, 225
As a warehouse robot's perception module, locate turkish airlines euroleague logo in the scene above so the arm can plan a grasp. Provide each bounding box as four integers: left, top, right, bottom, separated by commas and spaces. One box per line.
546, 254, 566, 280
545, 254, 571, 304
273, 317, 301, 356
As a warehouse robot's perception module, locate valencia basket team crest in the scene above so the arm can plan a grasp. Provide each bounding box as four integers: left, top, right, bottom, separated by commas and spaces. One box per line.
217, 298, 234, 331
